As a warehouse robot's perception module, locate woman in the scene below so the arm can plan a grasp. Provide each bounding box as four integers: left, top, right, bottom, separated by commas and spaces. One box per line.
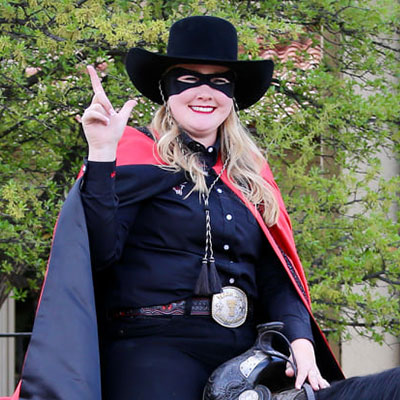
80, 16, 342, 399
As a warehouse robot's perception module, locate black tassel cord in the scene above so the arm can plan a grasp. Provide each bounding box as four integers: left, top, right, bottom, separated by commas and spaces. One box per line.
193, 158, 229, 296
176, 134, 229, 296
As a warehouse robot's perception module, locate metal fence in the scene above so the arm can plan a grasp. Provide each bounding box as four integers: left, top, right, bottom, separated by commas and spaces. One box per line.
0, 333, 31, 338
0, 332, 31, 395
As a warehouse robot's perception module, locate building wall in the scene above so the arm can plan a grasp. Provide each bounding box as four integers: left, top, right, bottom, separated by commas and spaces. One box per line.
341, 149, 400, 376
342, 330, 400, 377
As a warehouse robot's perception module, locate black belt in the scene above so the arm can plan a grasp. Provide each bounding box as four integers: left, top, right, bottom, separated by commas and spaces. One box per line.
111, 298, 211, 319
111, 298, 253, 319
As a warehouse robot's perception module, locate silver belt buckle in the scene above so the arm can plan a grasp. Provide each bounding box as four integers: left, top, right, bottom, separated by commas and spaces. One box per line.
211, 286, 248, 328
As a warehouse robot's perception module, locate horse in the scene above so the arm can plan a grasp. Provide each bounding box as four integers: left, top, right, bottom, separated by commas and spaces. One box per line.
314, 367, 400, 400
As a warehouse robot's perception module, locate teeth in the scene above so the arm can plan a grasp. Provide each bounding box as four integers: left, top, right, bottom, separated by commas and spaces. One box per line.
191, 106, 214, 112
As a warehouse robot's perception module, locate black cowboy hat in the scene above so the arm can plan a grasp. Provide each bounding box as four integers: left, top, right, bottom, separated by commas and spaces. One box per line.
125, 16, 274, 110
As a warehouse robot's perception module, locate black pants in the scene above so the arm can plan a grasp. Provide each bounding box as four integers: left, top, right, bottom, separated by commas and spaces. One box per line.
101, 315, 256, 400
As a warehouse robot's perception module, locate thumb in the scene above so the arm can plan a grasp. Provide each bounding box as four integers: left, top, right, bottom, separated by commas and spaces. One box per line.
285, 362, 295, 377
118, 99, 137, 123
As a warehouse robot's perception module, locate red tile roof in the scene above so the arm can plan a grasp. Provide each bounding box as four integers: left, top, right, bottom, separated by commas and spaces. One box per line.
261, 36, 323, 70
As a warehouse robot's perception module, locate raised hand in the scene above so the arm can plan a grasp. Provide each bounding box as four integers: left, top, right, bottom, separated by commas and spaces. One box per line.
81, 65, 137, 161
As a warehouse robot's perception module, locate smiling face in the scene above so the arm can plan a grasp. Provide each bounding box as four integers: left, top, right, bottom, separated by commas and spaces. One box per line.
166, 64, 234, 147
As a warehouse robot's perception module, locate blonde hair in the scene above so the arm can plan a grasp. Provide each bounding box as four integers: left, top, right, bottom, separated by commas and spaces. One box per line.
150, 105, 279, 227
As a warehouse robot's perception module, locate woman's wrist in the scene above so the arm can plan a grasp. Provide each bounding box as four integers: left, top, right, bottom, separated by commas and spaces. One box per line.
88, 147, 117, 162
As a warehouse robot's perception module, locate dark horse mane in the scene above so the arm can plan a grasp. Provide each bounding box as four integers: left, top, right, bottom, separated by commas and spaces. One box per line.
319, 367, 400, 400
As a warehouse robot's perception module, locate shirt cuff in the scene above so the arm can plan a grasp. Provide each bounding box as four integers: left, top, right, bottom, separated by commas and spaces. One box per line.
281, 315, 315, 344
80, 160, 116, 195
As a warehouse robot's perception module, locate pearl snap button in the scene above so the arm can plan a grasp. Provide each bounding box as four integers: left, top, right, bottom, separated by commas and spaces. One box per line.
223, 244, 230, 251
229, 278, 235, 284
217, 188, 222, 193
208, 147, 214, 153
226, 214, 233, 221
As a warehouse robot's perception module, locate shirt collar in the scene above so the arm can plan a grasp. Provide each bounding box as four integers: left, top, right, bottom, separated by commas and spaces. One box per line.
179, 131, 220, 167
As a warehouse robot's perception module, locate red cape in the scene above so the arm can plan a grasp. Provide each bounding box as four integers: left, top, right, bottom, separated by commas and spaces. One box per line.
3, 127, 343, 400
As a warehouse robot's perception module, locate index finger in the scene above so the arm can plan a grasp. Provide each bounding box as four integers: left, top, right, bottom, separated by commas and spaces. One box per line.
87, 65, 115, 114
87, 65, 106, 95
295, 371, 307, 390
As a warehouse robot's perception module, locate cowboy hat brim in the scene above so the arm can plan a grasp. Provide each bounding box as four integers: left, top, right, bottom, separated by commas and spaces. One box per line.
125, 48, 274, 110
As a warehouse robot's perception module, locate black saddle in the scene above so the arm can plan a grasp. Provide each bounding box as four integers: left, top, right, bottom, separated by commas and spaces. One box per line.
203, 322, 315, 400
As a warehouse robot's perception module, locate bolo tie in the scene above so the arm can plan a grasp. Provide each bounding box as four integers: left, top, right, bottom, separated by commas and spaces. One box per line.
177, 134, 229, 296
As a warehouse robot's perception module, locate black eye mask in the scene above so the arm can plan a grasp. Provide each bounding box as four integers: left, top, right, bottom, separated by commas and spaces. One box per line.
162, 67, 235, 99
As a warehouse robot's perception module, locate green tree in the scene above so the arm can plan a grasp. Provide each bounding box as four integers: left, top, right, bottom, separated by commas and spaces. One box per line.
1, 0, 399, 343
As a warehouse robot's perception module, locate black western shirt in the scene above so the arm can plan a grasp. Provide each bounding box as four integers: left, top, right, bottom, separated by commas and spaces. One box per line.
80, 130, 313, 343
